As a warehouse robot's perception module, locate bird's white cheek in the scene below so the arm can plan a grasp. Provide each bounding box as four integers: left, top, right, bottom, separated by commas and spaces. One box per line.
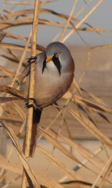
46, 61, 60, 75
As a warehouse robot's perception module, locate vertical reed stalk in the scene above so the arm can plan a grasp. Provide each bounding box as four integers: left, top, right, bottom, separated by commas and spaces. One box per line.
22, 0, 40, 187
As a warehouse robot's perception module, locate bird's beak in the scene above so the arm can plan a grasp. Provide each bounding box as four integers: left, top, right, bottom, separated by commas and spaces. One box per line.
46, 56, 52, 62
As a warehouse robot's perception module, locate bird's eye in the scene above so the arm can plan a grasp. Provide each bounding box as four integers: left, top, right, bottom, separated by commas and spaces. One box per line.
55, 53, 59, 58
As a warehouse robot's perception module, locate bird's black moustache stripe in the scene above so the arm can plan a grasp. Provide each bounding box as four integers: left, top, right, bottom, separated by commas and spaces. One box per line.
42, 54, 61, 75
42, 57, 47, 74
52, 55, 61, 75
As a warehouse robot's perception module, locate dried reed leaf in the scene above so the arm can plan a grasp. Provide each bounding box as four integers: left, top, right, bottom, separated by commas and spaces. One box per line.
0, 84, 26, 99
62, 0, 103, 42
2, 8, 108, 33
91, 155, 112, 188
90, 44, 112, 50
74, 95, 112, 114
0, 54, 26, 67
39, 127, 81, 164
0, 42, 44, 52
5, 1, 57, 5
60, 0, 78, 42
0, 97, 19, 103
0, 154, 22, 174
41, 8, 79, 22
61, 180, 98, 188
0, 121, 39, 188
1, 9, 34, 20
81, 88, 108, 107
75, 0, 93, 18
0, 31, 29, 41
0, 65, 15, 77
0, 43, 31, 51
73, 78, 82, 96
62, 91, 72, 99
59, 134, 105, 170
69, 22, 89, 46
0, 32, 5, 41
63, 91, 111, 117
99, 164, 112, 188
0, 154, 64, 188
45, 129, 112, 181
97, 113, 110, 123
5, 1, 35, 5
1, 8, 79, 22
39, 129, 104, 177
37, 146, 85, 183
0, 32, 45, 51
7, 48, 20, 60
12, 101, 26, 120
69, 109, 112, 150
0, 115, 23, 124
0, 18, 63, 30
78, 27, 110, 32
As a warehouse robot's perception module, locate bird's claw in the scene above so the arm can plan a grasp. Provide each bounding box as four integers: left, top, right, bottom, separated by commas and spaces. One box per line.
25, 98, 37, 109
27, 56, 37, 64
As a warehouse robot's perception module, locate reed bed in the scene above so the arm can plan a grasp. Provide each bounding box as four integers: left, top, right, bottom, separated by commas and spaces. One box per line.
0, 0, 112, 187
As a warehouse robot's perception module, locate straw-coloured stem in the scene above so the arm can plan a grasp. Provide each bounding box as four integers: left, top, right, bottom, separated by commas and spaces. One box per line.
62, 0, 103, 43
21, 0, 40, 188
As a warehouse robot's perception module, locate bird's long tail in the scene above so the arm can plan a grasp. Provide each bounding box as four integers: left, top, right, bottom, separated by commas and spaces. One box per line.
30, 108, 42, 157
23, 108, 42, 157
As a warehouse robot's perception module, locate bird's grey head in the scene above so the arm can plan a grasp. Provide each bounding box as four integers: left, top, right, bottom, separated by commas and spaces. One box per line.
44, 42, 73, 75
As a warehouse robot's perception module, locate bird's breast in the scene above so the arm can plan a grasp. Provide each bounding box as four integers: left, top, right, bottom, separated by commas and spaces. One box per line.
34, 64, 74, 108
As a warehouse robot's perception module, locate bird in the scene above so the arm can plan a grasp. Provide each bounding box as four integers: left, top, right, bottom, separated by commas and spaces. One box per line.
19, 41, 75, 156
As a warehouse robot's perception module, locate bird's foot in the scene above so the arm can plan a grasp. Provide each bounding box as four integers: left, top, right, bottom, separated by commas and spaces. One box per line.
25, 98, 37, 109
27, 56, 37, 64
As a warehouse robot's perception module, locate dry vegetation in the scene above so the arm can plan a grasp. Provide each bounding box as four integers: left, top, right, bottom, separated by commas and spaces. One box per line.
0, 0, 112, 188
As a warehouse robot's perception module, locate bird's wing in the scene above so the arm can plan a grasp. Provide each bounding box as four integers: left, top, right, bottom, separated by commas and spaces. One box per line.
19, 53, 44, 85
19, 64, 30, 85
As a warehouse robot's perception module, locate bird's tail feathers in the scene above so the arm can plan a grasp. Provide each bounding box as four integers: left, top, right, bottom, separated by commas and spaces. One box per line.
30, 108, 42, 157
